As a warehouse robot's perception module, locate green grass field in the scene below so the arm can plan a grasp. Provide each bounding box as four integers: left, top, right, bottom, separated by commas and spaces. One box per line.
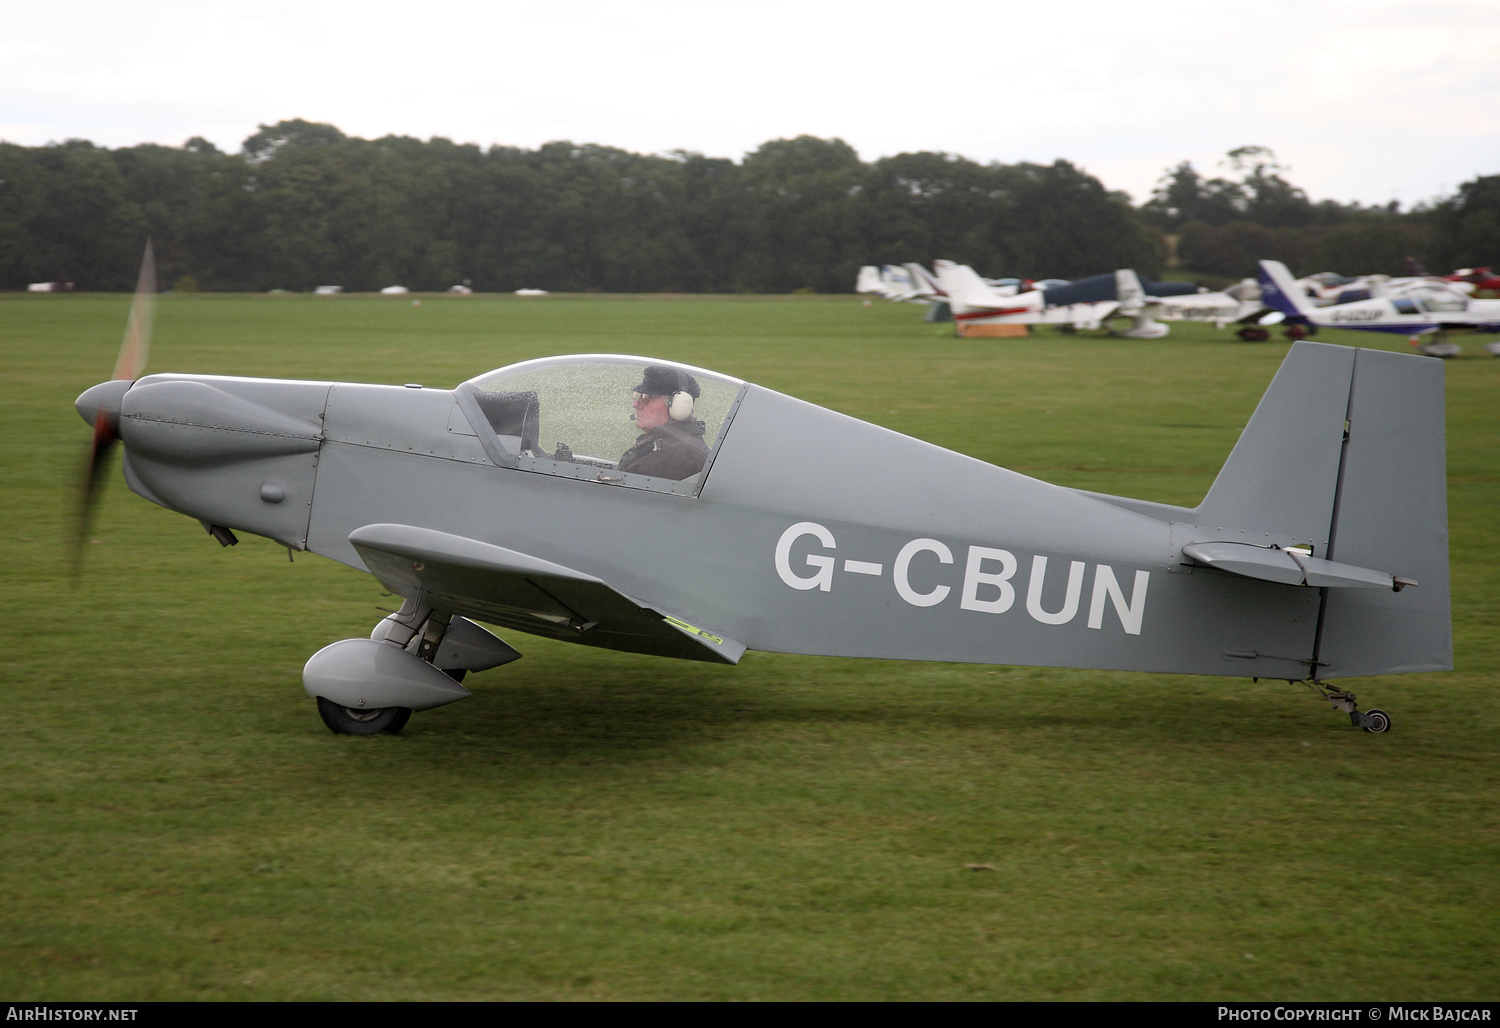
2, 292, 1497, 1000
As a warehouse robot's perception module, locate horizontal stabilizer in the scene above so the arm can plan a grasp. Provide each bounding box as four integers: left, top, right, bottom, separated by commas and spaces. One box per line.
349, 523, 744, 664
1183, 541, 1407, 591
1182, 541, 1303, 584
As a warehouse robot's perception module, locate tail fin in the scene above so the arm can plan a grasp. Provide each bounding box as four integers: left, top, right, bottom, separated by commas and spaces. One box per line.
1195, 341, 1352, 542
855, 266, 882, 294
932, 260, 1017, 314
882, 265, 912, 288
1257, 259, 1315, 317
878, 265, 914, 300
903, 263, 943, 299
1114, 268, 1146, 311
1194, 341, 1450, 677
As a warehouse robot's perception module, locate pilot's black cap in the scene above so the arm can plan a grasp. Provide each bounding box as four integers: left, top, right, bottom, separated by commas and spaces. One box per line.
631, 364, 699, 399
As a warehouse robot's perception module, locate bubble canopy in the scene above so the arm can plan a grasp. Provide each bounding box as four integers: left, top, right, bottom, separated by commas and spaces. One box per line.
454, 355, 747, 496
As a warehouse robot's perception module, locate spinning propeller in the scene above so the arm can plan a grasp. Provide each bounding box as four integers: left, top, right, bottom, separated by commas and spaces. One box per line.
72, 241, 155, 576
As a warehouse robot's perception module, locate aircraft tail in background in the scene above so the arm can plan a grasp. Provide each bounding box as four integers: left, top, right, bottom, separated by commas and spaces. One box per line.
1257, 260, 1316, 318
902, 263, 944, 300
932, 260, 1031, 316
1114, 268, 1146, 310
1111, 269, 1167, 337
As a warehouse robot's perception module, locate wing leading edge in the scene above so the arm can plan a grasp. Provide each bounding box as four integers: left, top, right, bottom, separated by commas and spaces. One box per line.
348, 524, 744, 664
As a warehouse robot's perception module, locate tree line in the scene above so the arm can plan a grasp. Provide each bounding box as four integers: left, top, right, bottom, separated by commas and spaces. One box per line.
1140, 146, 1494, 280
0, 121, 1493, 292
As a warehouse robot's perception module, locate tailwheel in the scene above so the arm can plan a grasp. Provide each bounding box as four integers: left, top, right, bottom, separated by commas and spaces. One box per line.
316, 696, 412, 736
1300, 680, 1391, 734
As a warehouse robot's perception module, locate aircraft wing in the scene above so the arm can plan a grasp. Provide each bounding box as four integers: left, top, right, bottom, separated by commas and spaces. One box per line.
348, 524, 744, 664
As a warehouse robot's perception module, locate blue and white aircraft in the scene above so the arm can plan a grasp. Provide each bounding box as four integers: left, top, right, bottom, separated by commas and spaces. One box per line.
1259, 260, 1500, 348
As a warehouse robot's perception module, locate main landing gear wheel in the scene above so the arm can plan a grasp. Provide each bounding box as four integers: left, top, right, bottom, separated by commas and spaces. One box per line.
1361, 708, 1391, 734
316, 696, 412, 736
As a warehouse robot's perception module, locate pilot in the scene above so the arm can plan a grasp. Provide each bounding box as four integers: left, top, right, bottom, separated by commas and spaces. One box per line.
618, 365, 710, 480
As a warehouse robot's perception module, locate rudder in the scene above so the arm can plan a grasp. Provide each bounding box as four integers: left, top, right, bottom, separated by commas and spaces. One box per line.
1315, 348, 1451, 677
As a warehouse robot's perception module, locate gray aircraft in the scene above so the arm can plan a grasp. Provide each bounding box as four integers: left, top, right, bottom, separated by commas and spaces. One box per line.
75, 271, 1450, 738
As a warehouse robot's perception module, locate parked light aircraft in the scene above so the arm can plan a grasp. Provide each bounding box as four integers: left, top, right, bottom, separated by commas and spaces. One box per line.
1406, 258, 1500, 294
1076, 269, 1257, 334
76, 250, 1449, 737
899, 264, 959, 322
935, 260, 1119, 331
854, 264, 953, 320
1259, 260, 1500, 347
857, 264, 1038, 306
856, 265, 922, 303
1444, 267, 1500, 292
934, 262, 1250, 337
1297, 270, 1474, 307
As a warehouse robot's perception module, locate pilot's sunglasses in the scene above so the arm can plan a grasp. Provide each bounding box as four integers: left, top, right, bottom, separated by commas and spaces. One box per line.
631, 391, 664, 404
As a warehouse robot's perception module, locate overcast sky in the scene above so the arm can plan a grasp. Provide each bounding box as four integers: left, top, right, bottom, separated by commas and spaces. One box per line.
3, 0, 1496, 207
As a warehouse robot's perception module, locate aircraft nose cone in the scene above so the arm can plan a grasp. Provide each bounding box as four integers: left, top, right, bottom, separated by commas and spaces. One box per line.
76, 380, 132, 427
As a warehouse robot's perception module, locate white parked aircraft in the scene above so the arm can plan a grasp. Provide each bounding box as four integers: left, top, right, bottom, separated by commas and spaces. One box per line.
934, 261, 1250, 337
935, 260, 1118, 331
854, 264, 952, 320
1259, 260, 1500, 351
1295, 270, 1474, 307
858, 264, 932, 304
859, 263, 1037, 303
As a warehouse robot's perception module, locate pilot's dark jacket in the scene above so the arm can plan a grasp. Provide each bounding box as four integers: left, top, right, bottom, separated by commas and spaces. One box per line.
618, 420, 710, 480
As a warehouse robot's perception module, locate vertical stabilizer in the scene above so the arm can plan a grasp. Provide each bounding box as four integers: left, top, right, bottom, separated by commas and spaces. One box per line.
1194, 341, 1353, 550
1257, 260, 1315, 318
903, 263, 943, 299
1115, 268, 1146, 310
933, 260, 1021, 314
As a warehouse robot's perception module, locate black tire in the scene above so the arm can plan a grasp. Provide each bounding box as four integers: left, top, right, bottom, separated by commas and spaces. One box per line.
442, 668, 467, 684
316, 696, 413, 736
1362, 708, 1391, 734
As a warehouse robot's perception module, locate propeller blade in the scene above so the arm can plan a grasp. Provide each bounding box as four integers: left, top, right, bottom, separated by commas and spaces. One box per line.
72, 240, 155, 578
113, 239, 155, 381
72, 414, 120, 578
